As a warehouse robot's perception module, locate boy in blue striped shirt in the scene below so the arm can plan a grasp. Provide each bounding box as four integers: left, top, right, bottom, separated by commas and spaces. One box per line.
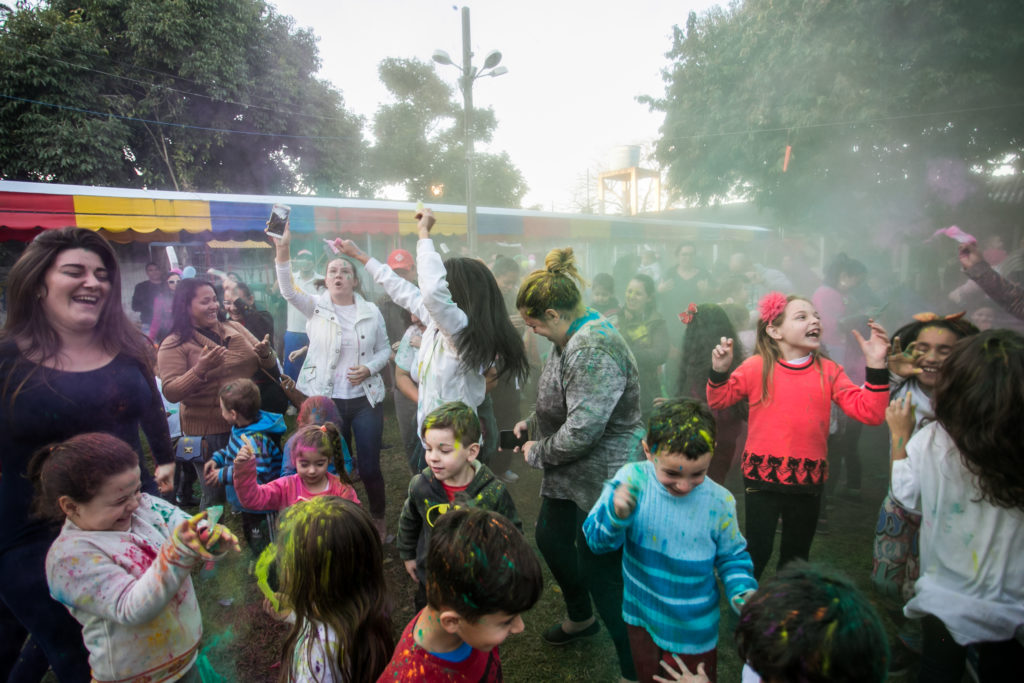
584, 398, 756, 683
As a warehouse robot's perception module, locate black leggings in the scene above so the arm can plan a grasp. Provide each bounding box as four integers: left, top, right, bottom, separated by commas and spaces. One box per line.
919, 614, 1024, 683
535, 496, 635, 679
744, 487, 821, 580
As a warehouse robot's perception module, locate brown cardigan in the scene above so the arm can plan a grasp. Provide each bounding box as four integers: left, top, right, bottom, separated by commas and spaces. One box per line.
157, 321, 276, 436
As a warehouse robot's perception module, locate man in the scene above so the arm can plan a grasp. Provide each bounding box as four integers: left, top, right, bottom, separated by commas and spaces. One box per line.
131, 262, 164, 328
281, 249, 322, 380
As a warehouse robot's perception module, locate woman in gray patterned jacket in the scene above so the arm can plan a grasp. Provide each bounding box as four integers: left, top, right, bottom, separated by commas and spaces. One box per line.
513, 247, 645, 683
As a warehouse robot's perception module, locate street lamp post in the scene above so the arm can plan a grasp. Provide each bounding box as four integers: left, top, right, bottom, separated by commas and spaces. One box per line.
432, 6, 506, 255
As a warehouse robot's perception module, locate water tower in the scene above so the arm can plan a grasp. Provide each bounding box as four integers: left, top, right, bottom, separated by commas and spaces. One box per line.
598, 145, 661, 215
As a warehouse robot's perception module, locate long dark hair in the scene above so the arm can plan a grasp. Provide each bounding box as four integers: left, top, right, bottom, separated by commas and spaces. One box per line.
274, 497, 393, 682
933, 330, 1024, 511
676, 303, 743, 398
444, 257, 529, 384
163, 279, 217, 348
0, 228, 153, 402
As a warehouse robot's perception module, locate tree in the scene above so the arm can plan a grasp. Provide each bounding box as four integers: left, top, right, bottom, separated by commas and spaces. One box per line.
643, 0, 1024, 232
367, 57, 527, 208
0, 0, 366, 194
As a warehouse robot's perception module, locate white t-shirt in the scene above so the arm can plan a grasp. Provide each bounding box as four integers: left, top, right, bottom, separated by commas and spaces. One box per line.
330, 303, 362, 399
891, 422, 1024, 645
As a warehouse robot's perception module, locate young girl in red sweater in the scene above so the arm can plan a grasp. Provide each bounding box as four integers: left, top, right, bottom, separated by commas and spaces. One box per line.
707, 292, 890, 579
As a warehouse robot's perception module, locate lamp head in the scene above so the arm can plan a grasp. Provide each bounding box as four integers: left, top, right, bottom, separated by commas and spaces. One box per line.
432, 50, 454, 66
482, 50, 502, 70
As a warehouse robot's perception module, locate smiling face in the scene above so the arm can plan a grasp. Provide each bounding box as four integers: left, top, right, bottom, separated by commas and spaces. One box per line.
913, 326, 959, 389
450, 610, 526, 653
768, 298, 822, 357
189, 284, 220, 328
294, 448, 330, 491
325, 258, 357, 301
423, 427, 478, 486
648, 448, 712, 497
60, 466, 142, 532
40, 248, 112, 336
166, 274, 181, 291
625, 278, 651, 314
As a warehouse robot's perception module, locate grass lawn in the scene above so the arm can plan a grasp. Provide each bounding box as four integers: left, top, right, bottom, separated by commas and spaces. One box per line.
46, 405, 907, 681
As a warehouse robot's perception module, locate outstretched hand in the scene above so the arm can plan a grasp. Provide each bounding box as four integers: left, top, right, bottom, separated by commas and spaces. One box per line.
416, 208, 436, 239
173, 510, 242, 559
337, 239, 370, 265
653, 655, 710, 683
711, 337, 734, 373
958, 242, 984, 270
887, 336, 923, 378
851, 319, 889, 369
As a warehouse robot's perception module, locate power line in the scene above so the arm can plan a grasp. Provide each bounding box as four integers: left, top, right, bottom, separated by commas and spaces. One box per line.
0, 93, 363, 142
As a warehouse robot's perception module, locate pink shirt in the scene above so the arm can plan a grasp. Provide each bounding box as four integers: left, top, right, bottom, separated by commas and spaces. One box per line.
234, 456, 360, 510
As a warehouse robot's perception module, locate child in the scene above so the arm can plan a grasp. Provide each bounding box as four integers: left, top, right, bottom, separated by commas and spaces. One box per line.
591, 272, 621, 318
397, 401, 522, 611
887, 329, 1024, 681
234, 423, 360, 511
204, 379, 286, 559
263, 496, 393, 682
583, 399, 757, 683
379, 507, 542, 681
707, 292, 890, 579
280, 395, 354, 477
871, 313, 977, 666
31, 432, 240, 683
672, 302, 746, 484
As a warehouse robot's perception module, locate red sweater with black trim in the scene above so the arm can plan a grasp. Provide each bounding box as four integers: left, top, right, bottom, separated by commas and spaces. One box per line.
707, 355, 888, 491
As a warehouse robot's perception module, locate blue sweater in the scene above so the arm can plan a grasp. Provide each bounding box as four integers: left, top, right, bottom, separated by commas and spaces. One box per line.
584, 460, 757, 654
210, 411, 286, 513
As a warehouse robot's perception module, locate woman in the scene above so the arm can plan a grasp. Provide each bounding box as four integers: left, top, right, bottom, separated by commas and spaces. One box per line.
157, 278, 276, 508
513, 247, 644, 683
270, 223, 392, 540
0, 227, 174, 681
614, 274, 669, 420
148, 267, 181, 343
227, 281, 276, 344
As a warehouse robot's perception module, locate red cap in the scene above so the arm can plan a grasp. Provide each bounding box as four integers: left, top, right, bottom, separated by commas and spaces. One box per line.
387, 249, 414, 270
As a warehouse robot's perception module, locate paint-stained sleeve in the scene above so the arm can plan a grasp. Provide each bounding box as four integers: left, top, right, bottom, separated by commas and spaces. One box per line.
276, 261, 315, 319
365, 306, 392, 375
416, 238, 469, 339
706, 356, 757, 410
583, 476, 634, 555
712, 494, 758, 600
365, 258, 431, 324
396, 476, 425, 562
890, 431, 923, 512
627, 317, 669, 370
234, 455, 288, 511
530, 347, 627, 467
492, 484, 523, 533
966, 261, 1024, 320
830, 365, 888, 425
46, 520, 201, 626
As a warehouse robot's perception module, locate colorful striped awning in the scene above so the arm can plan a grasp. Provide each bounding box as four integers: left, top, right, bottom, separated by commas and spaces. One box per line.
0, 181, 772, 243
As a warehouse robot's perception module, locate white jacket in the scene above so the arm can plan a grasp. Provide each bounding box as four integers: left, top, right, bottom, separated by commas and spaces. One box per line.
365, 239, 486, 432
276, 262, 390, 405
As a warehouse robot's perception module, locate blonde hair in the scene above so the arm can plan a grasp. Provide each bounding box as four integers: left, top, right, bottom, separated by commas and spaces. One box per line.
515, 247, 587, 319
753, 295, 825, 403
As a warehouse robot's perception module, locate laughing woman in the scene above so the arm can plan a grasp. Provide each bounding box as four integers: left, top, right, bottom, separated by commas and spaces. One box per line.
0, 227, 174, 681
270, 222, 392, 541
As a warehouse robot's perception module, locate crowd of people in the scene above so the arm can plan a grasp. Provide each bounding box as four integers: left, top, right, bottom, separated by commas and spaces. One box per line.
0, 214, 1021, 683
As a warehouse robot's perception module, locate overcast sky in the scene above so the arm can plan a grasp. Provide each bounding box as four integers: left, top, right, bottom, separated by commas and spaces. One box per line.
269, 0, 720, 211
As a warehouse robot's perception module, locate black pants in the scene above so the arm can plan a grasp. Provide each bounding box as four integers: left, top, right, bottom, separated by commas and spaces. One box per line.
535, 496, 635, 679
744, 487, 820, 580
919, 614, 1023, 683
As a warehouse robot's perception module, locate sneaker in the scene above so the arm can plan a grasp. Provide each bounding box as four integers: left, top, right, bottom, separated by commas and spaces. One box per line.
499, 470, 520, 483
542, 621, 600, 645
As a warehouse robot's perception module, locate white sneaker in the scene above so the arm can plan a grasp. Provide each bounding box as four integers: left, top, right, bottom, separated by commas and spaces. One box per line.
500, 470, 520, 483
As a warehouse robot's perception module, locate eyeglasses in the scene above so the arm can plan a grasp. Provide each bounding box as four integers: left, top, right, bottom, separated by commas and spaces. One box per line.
167, 278, 181, 284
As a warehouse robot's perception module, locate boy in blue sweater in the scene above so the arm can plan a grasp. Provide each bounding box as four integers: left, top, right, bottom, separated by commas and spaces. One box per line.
204, 379, 286, 559
584, 398, 757, 683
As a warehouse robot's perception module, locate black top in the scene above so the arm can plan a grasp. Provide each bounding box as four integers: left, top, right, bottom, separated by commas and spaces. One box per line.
131, 280, 162, 325
0, 342, 172, 554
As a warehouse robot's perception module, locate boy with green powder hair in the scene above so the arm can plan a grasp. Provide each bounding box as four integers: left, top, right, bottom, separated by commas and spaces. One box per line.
397, 400, 522, 611
583, 398, 757, 683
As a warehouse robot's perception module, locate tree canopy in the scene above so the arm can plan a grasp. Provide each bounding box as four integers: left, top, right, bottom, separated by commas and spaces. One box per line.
644, 0, 1024, 231
0, 0, 366, 194
367, 57, 527, 208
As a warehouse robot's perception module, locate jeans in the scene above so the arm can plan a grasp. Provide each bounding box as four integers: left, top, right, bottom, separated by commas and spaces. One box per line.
392, 387, 421, 475
744, 487, 821, 580
0, 538, 91, 682
190, 433, 229, 510
332, 397, 386, 519
282, 331, 309, 381
535, 496, 635, 679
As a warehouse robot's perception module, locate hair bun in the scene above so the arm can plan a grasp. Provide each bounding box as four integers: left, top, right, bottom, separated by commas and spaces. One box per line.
545, 248, 575, 275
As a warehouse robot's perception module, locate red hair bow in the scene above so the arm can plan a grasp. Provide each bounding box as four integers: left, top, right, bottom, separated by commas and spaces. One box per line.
758, 291, 787, 323
678, 303, 698, 325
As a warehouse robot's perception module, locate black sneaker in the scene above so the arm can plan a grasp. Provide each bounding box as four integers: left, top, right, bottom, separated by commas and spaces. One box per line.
541, 621, 600, 645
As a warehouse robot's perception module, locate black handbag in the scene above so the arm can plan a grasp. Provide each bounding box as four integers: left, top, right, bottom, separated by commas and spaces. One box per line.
175, 435, 206, 463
